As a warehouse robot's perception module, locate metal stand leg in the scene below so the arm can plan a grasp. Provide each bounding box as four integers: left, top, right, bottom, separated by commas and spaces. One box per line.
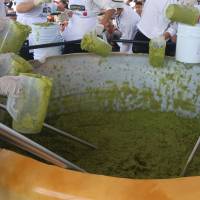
180, 136, 200, 176
0, 123, 85, 172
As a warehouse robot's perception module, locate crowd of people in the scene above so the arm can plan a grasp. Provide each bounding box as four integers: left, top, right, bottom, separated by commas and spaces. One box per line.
0, 0, 199, 56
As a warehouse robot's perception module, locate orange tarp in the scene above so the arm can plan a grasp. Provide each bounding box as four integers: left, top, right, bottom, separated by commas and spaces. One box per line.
0, 149, 200, 200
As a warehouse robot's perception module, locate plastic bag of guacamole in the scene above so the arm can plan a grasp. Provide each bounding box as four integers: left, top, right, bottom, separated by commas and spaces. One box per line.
149, 36, 166, 68
81, 32, 112, 57
0, 18, 31, 53
166, 4, 199, 26
0, 53, 33, 76
7, 73, 52, 134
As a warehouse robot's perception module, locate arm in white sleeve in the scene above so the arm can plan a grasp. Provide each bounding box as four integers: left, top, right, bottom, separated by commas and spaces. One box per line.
16, 0, 50, 13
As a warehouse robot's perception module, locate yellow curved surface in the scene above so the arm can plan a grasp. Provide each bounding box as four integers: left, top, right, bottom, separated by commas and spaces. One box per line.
0, 149, 200, 200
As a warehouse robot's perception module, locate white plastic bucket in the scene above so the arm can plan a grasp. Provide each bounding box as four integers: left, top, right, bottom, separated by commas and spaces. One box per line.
176, 23, 200, 63
31, 23, 63, 62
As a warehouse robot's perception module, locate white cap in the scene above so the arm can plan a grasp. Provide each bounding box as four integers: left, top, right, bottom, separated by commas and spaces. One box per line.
111, 0, 124, 8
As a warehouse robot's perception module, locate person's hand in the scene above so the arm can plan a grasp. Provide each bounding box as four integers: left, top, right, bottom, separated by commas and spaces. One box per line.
33, 0, 51, 7
67, 10, 73, 18
163, 32, 171, 40
56, 10, 72, 22
171, 35, 177, 43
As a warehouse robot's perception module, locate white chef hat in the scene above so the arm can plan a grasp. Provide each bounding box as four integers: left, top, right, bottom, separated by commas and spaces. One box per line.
111, 0, 124, 9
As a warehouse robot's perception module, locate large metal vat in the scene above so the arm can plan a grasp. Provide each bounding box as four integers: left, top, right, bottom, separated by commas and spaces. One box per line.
0, 53, 200, 199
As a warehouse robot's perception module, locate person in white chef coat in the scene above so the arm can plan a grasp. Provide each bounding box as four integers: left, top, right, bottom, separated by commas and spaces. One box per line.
0, 0, 6, 17
61, 0, 124, 53
15, 0, 55, 58
132, 0, 178, 55
115, 3, 140, 53
15, 0, 54, 25
132, 0, 198, 56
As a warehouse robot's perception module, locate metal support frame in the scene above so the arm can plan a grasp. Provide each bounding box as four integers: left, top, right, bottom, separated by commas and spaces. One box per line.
0, 103, 97, 149
181, 136, 200, 176
0, 123, 85, 172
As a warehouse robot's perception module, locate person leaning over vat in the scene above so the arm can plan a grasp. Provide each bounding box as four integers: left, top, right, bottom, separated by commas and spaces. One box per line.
132, 0, 198, 56
15, 0, 56, 59
15, 0, 54, 26
60, 0, 125, 54
115, 3, 140, 53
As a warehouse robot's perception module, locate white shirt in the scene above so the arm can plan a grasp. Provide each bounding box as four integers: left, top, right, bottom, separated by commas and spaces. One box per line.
116, 4, 140, 53
0, 0, 6, 17
16, 0, 55, 24
16, 0, 54, 46
63, 0, 124, 41
137, 0, 178, 39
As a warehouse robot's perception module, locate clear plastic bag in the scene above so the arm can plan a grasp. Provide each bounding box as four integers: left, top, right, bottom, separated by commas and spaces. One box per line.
149, 36, 166, 68
0, 17, 31, 54
0, 53, 33, 76
81, 32, 112, 57
7, 73, 52, 134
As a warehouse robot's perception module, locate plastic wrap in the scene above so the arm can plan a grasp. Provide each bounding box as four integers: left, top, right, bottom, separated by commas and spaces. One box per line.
0, 53, 33, 76
7, 73, 52, 134
149, 36, 166, 68
166, 4, 199, 26
81, 32, 112, 57
0, 18, 31, 54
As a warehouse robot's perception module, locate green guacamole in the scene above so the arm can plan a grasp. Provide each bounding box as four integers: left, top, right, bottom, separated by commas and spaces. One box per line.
1, 109, 200, 179
149, 41, 165, 68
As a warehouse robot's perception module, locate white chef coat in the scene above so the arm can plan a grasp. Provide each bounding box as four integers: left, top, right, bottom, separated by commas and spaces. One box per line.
116, 4, 140, 53
62, 0, 124, 41
137, 0, 178, 39
0, 0, 6, 17
16, 0, 51, 25
16, 0, 55, 46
